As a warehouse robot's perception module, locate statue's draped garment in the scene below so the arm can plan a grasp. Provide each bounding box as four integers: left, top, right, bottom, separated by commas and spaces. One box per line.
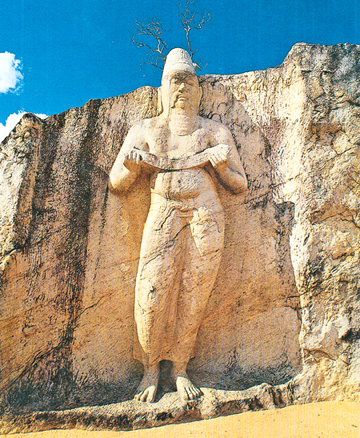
134, 169, 224, 366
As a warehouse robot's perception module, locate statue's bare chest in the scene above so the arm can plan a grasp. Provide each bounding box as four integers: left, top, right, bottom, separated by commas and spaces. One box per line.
146, 126, 214, 160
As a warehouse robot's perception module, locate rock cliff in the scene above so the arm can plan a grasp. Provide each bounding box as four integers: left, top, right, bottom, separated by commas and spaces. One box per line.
0, 43, 359, 432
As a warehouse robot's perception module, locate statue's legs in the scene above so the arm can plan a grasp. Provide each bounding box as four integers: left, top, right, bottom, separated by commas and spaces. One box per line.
134, 199, 186, 402
134, 194, 224, 401
134, 199, 188, 367
170, 203, 225, 400
171, 203, 225, 363
135, 196, 224, 364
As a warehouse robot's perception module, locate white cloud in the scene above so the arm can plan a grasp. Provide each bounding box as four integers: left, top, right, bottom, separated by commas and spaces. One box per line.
0, 52, 23, 93
0, 112, 47, 143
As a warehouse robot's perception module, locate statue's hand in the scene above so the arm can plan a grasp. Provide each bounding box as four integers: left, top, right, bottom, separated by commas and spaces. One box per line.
209, 145, 229, 173
124, 149, 143, 174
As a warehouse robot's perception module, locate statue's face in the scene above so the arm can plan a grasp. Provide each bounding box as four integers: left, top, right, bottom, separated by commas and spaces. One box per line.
161, 72, 202, 113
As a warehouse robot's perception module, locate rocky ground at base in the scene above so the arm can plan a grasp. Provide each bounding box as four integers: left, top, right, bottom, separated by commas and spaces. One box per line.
2, 401, 359, 438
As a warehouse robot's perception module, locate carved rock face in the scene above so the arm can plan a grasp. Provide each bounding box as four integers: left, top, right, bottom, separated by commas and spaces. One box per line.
0, 43, 359, 432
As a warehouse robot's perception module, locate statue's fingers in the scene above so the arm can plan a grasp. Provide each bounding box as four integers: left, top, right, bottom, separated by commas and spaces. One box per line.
217, 152, 226, 164
135, 151, 143, 164
128, 151, 136, 161
214, 159, 221, 167
213, 153, 221, 164
213, 152, 221, 161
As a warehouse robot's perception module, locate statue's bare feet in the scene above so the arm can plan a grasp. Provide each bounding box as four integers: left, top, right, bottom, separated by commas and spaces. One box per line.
172, 362, 203, 401
176, 374, 203, 400
134, 363, 160, 403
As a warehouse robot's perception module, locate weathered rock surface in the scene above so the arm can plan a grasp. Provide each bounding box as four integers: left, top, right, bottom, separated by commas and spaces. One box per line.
0, 43, 359, 432
0, 383, 291, 434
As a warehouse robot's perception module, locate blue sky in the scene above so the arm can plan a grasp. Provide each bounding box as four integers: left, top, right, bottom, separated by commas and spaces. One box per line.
1, 0, 359, 139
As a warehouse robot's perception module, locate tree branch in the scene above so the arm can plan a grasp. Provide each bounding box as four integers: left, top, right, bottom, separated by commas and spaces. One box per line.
131, 19, 170, 70
131, 2, 211, 72
178, 1, 212, 65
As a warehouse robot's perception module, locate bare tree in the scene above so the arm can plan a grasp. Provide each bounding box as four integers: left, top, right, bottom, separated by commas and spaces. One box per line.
131, 19, 170, 70
131, 1, 211, 71
178, 1, 211, 61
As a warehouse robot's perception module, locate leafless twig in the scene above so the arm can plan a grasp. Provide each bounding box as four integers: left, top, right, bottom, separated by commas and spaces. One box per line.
178, 1, 211, 62
131, 2, 211, 72
131, 19, 170, 70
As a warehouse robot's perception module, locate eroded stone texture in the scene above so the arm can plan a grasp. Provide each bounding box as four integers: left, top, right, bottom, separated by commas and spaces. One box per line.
0, 43, 359, 432
216, 42, 360, 402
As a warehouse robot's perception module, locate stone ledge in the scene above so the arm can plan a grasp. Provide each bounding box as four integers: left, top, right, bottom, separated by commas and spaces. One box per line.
0, 383, 293, 434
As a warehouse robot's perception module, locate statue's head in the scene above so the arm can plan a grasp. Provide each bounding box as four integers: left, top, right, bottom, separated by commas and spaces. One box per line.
159, 48, 202, 115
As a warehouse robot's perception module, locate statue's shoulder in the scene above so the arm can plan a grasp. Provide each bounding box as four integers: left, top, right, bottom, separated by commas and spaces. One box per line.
127, 117, 160, 138
135, 116, 164, 131
198, 116, 232, 135
129, 118, 149, 130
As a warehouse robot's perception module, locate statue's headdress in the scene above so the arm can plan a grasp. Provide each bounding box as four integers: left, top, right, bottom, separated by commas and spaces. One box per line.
162, 48, 197, 80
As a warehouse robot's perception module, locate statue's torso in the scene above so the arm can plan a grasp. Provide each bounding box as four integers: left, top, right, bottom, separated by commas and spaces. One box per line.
144, 116, 219, 201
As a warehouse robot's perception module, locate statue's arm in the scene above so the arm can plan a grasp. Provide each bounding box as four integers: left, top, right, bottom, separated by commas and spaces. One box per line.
211, 126, 248, 194
109, 123, 147, 193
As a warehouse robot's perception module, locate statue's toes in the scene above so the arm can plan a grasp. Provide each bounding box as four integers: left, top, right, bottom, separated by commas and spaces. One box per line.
147, 390, 156, 403
187, 385, 202, 400
191, 387, 201, 399
138, 387, 156, 403
187, 386, 199, 400
186, 388, 194, 400
190, 388, 198, 400
140, 393, 147, 402
194, 387, 203, 398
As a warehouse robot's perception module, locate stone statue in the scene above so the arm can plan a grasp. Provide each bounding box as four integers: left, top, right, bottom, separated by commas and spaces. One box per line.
109, 48, 247, 403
